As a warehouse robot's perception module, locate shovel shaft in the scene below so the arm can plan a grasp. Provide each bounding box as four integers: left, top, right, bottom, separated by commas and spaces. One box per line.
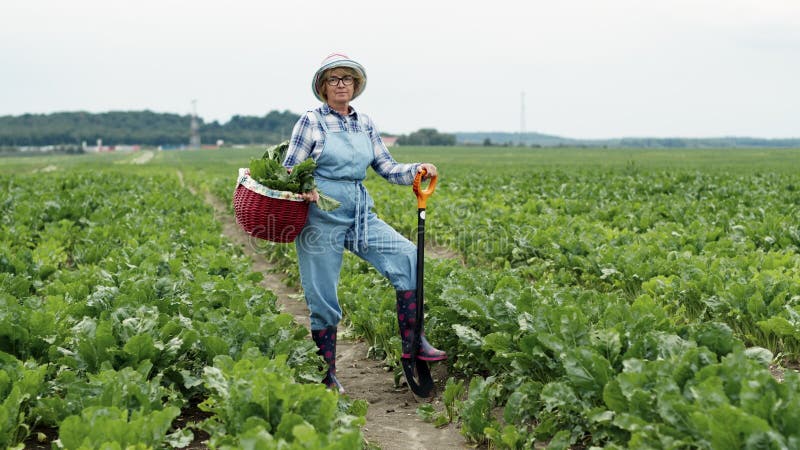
416, 209, 426, 297
414, 208, 426, 354
403, 168, 438, 398
413, 169, 436, 360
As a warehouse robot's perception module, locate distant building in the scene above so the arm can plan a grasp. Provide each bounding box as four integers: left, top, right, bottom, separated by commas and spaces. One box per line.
84, 138, 113, 152
115, 145, 141, 152
382, 136, 398, 147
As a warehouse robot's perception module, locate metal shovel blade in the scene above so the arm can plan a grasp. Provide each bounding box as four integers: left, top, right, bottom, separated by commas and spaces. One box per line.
401, 358, 435, 397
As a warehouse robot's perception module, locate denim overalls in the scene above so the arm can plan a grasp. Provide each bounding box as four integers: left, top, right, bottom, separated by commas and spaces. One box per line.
296, 112, 417, 330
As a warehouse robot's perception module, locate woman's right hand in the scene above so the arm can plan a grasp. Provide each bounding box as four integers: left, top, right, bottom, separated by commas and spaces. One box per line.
300, 189, 319, 203
286, 167, 318, 202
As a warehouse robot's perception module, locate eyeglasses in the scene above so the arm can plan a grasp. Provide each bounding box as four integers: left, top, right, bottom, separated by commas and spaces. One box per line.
326, 75, 355, 86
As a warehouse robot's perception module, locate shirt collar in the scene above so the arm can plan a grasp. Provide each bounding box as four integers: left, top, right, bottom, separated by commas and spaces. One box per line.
320, 103, 359, 120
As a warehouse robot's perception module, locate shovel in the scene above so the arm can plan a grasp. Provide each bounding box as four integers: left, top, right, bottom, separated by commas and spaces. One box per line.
401, 168, 439, 398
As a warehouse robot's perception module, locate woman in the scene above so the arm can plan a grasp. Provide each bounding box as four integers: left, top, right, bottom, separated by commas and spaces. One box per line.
283, 53, 446, 393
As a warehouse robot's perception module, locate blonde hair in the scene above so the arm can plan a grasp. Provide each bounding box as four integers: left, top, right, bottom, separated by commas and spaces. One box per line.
317, 67, 364, 103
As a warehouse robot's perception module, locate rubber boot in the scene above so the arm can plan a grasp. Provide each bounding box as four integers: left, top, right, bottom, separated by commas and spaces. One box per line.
311, 327, 345, 394
396, 290, 447, 361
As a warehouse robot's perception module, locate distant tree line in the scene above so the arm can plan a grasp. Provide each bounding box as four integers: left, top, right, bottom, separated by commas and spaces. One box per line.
396, 128, 456, 146
458, 132, 800, 149
0, 110, 300, 147
2, 110, 794, 149
0, 110, 459, 148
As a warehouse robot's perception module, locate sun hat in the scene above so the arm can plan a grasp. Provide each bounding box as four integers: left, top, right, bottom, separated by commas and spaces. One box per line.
311, 53, 367, 102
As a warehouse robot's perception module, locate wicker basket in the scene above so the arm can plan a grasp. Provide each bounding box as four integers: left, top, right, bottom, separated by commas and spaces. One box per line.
233, 168, 309, 243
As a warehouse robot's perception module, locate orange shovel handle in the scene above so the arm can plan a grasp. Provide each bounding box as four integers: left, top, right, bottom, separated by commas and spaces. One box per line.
413, 168, 437, 209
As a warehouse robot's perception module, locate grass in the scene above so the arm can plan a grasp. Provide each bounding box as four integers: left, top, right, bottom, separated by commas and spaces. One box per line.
3, 145, 799, 175
388, 146, 800, 173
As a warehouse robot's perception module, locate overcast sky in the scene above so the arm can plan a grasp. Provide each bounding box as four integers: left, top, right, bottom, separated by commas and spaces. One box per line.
2, 0, 798, 139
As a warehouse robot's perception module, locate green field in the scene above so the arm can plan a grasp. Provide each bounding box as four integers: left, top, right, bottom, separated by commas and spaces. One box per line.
7, 145, 799, 171
2, 146, 800, 449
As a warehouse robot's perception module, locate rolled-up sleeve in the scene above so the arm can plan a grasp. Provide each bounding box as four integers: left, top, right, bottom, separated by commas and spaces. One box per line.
364, 115, 419, 185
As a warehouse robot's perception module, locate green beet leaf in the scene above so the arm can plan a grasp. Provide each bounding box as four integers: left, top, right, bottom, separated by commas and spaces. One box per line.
689, 404, 773, 449
692, 321, 736, 357
58, 406, 180, 449
316, 191, 341, 212
563, 347, 613, 400
122, 334, 157, 366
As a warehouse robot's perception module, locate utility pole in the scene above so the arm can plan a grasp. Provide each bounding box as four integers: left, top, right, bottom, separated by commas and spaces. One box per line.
189, 99, 201, 149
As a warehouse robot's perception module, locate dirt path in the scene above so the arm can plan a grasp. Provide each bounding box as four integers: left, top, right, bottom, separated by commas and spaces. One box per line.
32, 164, 59, 173
131, 150, 155, 164
184, 172, 468, 449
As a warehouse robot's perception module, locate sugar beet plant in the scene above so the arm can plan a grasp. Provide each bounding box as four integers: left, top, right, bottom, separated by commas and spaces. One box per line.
0, 170, 364, 448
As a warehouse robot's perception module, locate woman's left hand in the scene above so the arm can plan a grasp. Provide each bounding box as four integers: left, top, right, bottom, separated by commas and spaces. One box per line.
417, 163, 438, 180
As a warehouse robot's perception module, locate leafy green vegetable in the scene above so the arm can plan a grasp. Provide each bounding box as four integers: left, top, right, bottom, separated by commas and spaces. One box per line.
57, 406, 180, 449
316, 193, 341, 213
460, 376, 500, 444
250, 141, 340, 212
415, 378, 464, 428
198, 353, 364, 447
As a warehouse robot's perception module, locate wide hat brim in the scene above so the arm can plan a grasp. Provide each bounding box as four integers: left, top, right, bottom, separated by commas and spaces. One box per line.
312, 58, 367, 102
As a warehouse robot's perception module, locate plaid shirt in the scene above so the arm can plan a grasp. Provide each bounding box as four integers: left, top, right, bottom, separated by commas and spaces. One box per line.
283, 104, 419, 185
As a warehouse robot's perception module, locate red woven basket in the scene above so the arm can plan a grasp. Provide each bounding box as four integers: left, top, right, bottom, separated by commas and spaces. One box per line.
233, 172, 309, 243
